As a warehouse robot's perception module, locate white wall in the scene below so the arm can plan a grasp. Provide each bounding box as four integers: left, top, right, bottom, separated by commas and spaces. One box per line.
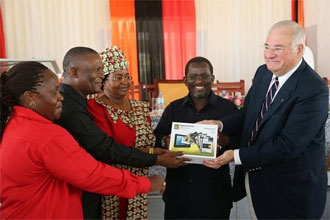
1, 0, 329, 84
304, 0, 330, 78
196, 0, 291, 90
1, 0, 111, 74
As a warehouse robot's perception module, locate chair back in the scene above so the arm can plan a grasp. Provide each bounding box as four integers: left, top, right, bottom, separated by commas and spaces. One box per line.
154, 79, 188, 107
127, 82, 156, 107
141, 83, 157, 106
212, 80, 245, 96
127, 82, 143, 100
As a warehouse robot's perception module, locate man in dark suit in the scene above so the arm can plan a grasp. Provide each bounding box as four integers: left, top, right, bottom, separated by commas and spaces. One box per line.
201, 20, 328, 219
154, 56, 238, 219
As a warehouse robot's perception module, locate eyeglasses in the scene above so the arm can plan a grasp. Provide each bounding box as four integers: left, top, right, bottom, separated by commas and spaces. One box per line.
187, 74, 212, 81
110, 75, 132, 82
263, 44, 296, 54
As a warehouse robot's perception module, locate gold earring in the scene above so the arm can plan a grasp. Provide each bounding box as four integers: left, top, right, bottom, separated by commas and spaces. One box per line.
29, 101, 37, 108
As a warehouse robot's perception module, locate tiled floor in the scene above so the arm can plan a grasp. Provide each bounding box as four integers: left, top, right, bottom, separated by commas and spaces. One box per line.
147, 195, 164, 220
147, 187, 330, 220
147, 195, 250, 220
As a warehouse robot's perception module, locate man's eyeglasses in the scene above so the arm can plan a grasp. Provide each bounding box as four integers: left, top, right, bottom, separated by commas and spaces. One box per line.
110, 75, 132, 82
263, 44, 296, 53
187, 74, 212, 81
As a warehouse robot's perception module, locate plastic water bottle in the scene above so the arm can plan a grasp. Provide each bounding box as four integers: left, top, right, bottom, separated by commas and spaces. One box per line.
221, 90, 228, 98
157, 92, 165, 115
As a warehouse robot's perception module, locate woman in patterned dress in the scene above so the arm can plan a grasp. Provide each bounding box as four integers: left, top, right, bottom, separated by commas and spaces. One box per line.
87, 46, 155, 220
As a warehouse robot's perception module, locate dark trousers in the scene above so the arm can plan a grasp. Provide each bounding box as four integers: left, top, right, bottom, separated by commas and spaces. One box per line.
82, 192, 101, 220
164, 202, 231, 220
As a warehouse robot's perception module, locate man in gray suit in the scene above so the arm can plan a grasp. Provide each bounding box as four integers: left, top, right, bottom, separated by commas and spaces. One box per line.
200, 20, 328, 219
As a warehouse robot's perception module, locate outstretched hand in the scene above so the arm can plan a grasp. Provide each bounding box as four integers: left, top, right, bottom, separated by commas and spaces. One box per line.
218, 133, 230, 148
156, 151, 191, 168
203, 150, 234, 169
139, 147, 169, 155
148, 175, 166, 194
152, 148, 169, 155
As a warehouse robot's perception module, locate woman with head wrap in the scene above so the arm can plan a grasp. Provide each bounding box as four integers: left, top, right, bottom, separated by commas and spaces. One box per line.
87, 46, 155, 219
0, 61, 165, 219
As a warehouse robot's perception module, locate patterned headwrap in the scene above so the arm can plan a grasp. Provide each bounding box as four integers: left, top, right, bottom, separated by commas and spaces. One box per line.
99, 46, 129, 76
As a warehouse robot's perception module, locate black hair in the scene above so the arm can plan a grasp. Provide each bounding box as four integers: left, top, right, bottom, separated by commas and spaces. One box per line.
184, 56, 213, 76
0, 61, 47, 138
62, 46, 99, 77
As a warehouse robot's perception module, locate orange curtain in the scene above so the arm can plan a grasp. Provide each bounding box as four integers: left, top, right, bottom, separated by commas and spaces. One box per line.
292, 0, 304, 27
0, 7, 6, 58
162, 0, 196, 80
297, 0, 304, 27
109, 0, 139, 85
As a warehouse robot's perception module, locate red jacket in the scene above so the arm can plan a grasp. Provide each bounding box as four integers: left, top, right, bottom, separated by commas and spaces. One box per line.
0, 106, 150, 219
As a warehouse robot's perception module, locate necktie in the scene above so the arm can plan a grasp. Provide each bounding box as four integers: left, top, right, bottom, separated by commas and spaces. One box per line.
250, 77, 279, 143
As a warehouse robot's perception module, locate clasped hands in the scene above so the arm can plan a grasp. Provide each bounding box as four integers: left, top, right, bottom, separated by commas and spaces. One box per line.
196, 120, 234, 169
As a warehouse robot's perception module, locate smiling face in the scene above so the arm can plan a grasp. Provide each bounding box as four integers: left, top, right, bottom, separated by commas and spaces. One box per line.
184, 62, 214, 99
74, 53, 104, 97
32, 70, 64, 121
103, 69, 132, 99
264, 27, 303, 76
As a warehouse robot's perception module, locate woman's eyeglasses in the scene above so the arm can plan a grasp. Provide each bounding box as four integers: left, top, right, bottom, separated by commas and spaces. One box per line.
110, 75, 132, 82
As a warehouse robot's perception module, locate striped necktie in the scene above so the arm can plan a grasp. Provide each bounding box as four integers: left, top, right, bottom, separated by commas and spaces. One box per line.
250, 77, 279, 143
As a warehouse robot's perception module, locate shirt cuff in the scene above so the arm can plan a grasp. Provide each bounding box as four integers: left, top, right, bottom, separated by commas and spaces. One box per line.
234, 149, 242, 165
137, 176, 152, 194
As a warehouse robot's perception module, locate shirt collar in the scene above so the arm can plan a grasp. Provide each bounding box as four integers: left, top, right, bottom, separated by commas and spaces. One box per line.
272, 58, 302, 90
60, 83, 87, 107
182, 91, 218, 108
13, 105, 52, 124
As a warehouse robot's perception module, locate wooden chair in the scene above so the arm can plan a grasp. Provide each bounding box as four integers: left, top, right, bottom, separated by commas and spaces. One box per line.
142, 83, 157, 104
212, 80, 245, 96
153, 79, 188, 108
127, 82, 156, 107
127, 82, 143, 100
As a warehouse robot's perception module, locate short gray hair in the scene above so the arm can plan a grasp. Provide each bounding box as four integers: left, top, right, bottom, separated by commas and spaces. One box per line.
270, 20, 306, 48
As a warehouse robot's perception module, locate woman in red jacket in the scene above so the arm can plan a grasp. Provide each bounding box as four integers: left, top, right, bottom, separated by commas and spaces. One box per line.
0, 61, 165, 219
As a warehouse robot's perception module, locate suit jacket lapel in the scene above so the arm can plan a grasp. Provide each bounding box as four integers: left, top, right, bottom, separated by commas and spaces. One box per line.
258, 62, 303, 128
246, 72, 273, 133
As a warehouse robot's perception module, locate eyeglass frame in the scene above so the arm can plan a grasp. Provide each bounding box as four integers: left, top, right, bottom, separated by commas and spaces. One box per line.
109, 74, 133, 83
263, 44, 298, 54
186, 73, 213, 82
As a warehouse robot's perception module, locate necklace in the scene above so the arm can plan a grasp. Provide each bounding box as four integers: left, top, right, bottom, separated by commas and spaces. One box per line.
108, 97, 128, 111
